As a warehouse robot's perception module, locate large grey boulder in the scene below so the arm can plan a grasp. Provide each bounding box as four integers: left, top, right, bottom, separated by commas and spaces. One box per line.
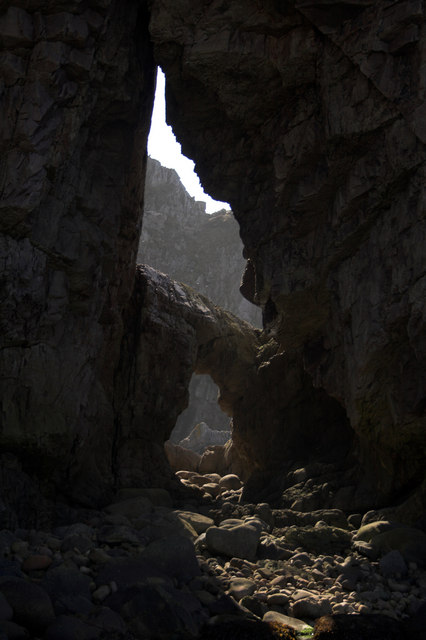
205, 519, 261, 561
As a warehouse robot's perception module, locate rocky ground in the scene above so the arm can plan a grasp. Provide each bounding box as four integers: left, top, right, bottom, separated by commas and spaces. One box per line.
1, 470, 426, 640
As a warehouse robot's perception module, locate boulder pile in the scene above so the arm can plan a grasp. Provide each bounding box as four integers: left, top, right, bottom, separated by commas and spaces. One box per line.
1, 468, 425, 639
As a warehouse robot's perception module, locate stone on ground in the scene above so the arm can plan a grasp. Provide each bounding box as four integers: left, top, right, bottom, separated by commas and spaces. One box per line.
205, 521, 261, 561
263, 610, 314, 634
142, 534, 201, 581
174, 510, 214, 534
165, 441, 201, 472
219, 474, 242, 491
0, 577, 55, 632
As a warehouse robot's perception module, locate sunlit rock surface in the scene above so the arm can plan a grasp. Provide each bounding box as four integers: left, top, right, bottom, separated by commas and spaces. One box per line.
140, 158, 261, 326
149, 0, 426, 506
139, 158, 261, 441
113, 264, 260, 489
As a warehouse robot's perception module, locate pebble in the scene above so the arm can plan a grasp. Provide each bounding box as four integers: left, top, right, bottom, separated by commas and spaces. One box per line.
0, 472, 422, 640
92, 585, 110, 603
227, 578, 256, 599
22, 554, 52, 572
267, 592, 288, 606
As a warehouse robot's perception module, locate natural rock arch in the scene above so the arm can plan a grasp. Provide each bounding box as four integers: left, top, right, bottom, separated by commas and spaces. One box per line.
0, 0, 425, 520
112, 264, 260, 489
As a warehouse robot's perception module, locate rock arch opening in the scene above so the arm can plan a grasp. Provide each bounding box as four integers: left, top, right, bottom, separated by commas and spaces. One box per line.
171, 373, 230, 446
139, 96, 262, 479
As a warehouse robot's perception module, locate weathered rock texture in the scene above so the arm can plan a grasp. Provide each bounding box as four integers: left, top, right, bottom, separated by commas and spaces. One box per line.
139, 158, 261, 441
179, 421, 230, 455
113, 264, 260, 489
140, 158, 261, 325
1, 0, 425, 519
149, 0, 426, 506
0, 0, 261, 512
0, 0, 156, 505
173, 374, 228, 443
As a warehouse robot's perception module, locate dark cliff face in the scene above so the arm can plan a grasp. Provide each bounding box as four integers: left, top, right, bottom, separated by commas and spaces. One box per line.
0, 0, 425, 517
149, 0, 426, 506
140, 158, 261, 441
0, 1, 156, 504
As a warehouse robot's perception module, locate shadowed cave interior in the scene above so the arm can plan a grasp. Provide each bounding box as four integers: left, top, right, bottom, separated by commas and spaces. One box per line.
0, 1, 425, 638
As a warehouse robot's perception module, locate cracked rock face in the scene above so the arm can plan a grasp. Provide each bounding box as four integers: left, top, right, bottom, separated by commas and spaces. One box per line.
0, 0, 156, 504
149, 0, 426, 501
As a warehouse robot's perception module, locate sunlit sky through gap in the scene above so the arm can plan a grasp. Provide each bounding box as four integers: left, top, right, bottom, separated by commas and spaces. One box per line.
147, 69, 230, 214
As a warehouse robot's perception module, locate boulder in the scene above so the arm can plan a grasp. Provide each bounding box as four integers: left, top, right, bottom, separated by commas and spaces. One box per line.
115, 583, 203, 640
371, 527, 426, 566
115, 487, 173, 507
205, 520, 261, 561
179, 422, 230, 455
355, 521, 396, 542
142, 534, 201, 581
164, 441, 201, 473
0, 577, 55, 632
173, 510, 214, 534
227, 578, 256, 600
284, 525, 352, 555
45, 615, 99, 640
95, 557, 172, 590
219, 474, 242, 491
379, 550, 408, 577
104, 497, 153, 521
291, 596, 330, 620
263, 611, 313, 634
198, 446, 226, 475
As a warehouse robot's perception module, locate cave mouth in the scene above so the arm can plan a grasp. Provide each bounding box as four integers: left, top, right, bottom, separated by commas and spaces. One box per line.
171, 373, 231, 452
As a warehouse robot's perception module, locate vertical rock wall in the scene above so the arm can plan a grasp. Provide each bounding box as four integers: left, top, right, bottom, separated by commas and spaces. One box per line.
1, 0, 425, 515
0, 0, 155, 504
149, 0, 426, 504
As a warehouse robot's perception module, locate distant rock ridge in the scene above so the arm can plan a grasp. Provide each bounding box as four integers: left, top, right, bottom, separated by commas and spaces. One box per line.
139, 158, 261, 326
139, 157, 261, 440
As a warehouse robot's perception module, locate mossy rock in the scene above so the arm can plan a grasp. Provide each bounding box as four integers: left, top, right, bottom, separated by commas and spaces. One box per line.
355, 520, 395, 542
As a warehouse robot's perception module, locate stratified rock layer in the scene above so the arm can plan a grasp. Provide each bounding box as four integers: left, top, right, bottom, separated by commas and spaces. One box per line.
149, 0, 426, 504
0, 1, 261, 512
